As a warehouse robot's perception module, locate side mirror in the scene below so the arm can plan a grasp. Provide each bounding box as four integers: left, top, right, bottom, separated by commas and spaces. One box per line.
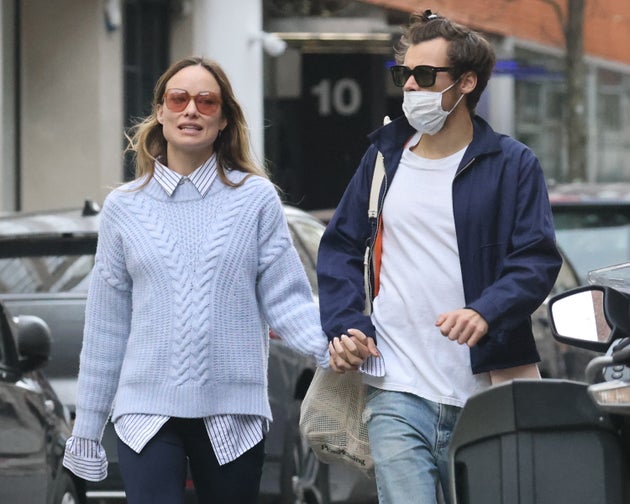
16, 314, 52, 373
548, 286, 630, 352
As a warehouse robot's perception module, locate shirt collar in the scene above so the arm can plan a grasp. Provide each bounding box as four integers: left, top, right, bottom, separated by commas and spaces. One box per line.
153, 154, 218, 197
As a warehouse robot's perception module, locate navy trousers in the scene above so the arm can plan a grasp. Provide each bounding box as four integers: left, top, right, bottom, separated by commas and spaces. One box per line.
117, 417, 265, 504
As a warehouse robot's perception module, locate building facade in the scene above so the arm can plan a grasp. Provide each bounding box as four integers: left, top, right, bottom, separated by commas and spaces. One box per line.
1, 0, 629, 212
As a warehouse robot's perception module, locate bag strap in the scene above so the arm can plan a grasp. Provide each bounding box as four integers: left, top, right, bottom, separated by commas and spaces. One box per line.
364, 116, 391, 314
368, 152, 385, 219
367, 116, 391, 219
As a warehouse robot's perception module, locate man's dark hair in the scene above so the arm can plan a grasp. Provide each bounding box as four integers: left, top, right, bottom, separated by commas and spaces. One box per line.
395, 10, 496, 114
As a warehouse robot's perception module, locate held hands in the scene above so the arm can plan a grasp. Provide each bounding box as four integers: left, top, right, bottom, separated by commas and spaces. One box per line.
327, 309, 486, 373
329, 328, 379, 373
435, 308, 488, 347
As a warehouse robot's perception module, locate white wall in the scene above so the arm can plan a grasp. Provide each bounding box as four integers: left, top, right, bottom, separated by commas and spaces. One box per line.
0, 1, 16, 212
170, 4, 194, 62
193, 0, 266, 164
20, 0, 123, 211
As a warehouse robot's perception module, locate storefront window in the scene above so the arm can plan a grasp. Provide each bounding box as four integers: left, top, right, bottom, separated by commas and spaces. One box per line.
596, 70, 630, 181
513, 50, 566, 182
511, 47, 630, 184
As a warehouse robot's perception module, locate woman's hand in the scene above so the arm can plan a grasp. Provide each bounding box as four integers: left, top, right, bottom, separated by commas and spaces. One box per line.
329, 328, 378, 373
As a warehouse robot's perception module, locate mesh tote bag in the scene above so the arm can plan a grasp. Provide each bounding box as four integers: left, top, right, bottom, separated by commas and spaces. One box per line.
298, 367, 373, 477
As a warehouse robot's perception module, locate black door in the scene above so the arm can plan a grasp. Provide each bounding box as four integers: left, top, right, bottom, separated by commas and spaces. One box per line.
123, 0, 170, 180
266, 52, 389, 210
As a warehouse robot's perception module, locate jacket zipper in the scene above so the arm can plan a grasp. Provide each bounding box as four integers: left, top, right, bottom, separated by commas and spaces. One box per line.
454, 157, 476, 180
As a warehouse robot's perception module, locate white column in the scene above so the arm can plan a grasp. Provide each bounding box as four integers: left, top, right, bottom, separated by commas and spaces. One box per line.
487, 75, 515, 137
486, 37, 516, 137
193, 0, 265, 164
0, 1, 16, 211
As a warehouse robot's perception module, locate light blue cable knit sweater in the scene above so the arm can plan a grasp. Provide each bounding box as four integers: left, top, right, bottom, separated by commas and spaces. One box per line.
72, 169, 329, 441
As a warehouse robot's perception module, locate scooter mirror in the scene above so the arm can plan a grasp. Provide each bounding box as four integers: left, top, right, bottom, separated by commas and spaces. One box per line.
550, 289, 611, 342
548, 285, 630, 352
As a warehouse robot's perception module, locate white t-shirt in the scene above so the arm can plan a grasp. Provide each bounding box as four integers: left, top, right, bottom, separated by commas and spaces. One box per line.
365, 133, 490, 407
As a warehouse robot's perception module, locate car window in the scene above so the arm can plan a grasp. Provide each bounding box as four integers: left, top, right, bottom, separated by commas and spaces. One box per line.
0, 255, 94, 293
553, 206, 630, 283
0, 306, 14, 368
552, 257, 579, 294
0, 315, 5, 366
287, 217, 325, 296
0, 212, 325, 297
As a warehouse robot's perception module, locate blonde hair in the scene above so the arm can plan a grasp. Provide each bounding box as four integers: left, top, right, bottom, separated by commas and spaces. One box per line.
125, 56, 268, 187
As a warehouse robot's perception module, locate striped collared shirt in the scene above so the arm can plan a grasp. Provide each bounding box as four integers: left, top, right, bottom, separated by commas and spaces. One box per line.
63, 155, 267, 482
153, 155, 218, 196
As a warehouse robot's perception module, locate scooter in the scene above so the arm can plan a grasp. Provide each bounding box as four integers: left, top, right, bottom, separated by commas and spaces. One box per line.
447, 262, 630, 504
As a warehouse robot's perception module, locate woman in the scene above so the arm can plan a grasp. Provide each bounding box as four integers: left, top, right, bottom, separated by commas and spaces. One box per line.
62, 56, 330, 504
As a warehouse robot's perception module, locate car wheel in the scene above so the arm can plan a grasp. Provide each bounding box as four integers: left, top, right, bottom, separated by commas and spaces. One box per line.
52, 471, 80, 504
280, 401, 331, 504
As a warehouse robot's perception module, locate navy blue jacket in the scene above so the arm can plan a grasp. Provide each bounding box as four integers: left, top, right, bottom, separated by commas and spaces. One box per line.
317, 115, 562, 374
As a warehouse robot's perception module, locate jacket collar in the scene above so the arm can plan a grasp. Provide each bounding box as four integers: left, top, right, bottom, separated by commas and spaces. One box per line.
368, 114, 503, 170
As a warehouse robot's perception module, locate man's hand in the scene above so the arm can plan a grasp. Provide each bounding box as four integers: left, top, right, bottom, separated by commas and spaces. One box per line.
435, 308, 488, 347
329, 328, 378, 373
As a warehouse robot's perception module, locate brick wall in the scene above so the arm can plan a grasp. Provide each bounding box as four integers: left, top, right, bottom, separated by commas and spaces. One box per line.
361, 0, 630, 65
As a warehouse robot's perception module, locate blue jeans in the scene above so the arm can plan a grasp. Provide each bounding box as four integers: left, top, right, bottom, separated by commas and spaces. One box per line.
117, 418, 265, 504
364, 387, 461, 504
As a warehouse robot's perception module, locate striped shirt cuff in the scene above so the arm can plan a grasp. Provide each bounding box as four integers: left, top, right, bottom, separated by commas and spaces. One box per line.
63, 437, 108, 482
361, 353, 386, 377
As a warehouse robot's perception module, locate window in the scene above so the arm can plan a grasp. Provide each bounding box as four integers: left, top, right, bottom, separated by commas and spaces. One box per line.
287, 216, 325, 296
599, 93, 621, 130
553, 205, 630, 283
0, 255, 94, 294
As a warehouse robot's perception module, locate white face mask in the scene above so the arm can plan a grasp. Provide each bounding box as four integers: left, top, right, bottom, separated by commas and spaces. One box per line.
402, 81, 464, 135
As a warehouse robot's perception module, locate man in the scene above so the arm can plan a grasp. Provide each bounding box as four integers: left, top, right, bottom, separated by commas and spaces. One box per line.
317, 10, 562, 504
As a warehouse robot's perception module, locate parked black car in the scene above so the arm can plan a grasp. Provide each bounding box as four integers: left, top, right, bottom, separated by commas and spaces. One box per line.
532, 182, 630, 380
0, 201, 375, 504
548, 182, 630, 283
0, 301, 86, 503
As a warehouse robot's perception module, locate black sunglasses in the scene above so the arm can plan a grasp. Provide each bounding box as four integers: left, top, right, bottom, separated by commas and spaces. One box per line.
390, 65, 452, 88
